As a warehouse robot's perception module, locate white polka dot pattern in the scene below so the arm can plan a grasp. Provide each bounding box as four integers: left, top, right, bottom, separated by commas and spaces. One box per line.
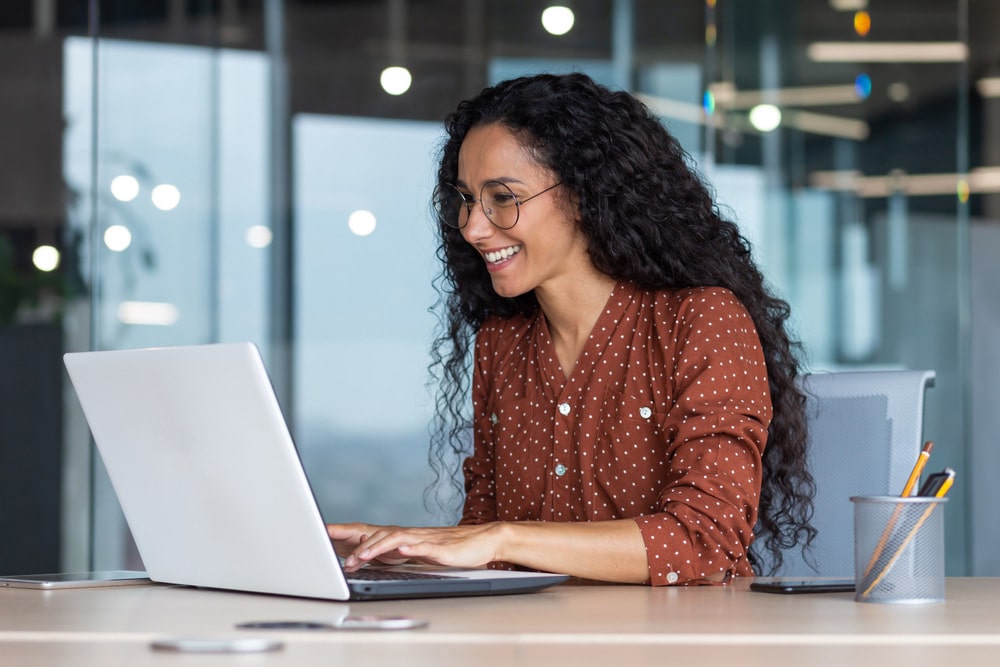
460, 282, 771, 586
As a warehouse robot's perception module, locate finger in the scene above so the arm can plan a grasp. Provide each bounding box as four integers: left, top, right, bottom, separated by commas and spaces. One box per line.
354, 530, 404, 559
326, 523, 367, 540
395, 542, 440, 564
372, 556, 410, 566
344, 530, 415, 570
362, 531, 455, 566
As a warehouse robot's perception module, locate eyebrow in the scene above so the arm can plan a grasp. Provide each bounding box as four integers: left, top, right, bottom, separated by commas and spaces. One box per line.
454, 176, 527, 189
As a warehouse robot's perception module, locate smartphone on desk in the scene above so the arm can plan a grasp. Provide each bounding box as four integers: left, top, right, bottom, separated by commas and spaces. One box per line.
749, 578, 855, 594
0, 570, 151, 590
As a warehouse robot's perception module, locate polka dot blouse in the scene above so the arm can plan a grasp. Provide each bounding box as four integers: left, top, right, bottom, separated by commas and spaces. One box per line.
460, 281, 771, 586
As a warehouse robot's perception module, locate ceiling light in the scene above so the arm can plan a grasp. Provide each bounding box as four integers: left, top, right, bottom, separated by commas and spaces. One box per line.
887, 81, 910, 103
710, 83, 861, 109
380, 66, 412, 95
541, 6, 574, 36
976, 77, 1000, 98
749, 104, 782, 133
784, 110, 869, 141
829, 0, 867, 10
32, 245, 60, 272
809, 167, 1000, 198
807, 42, 968, 63
635, 94, 722, 126
636, 93, 866, 141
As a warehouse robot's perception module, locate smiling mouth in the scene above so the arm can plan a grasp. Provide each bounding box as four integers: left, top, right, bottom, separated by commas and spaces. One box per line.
484, 245, 522, 264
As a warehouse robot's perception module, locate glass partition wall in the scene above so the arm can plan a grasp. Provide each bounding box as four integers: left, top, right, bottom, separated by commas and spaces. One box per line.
3, 0, 988, 577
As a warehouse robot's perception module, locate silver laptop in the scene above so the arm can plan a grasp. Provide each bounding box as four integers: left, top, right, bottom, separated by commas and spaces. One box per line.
63, 342, 567, 601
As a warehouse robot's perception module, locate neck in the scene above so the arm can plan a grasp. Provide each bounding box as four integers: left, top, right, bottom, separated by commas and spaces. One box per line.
535, 270, 617, 376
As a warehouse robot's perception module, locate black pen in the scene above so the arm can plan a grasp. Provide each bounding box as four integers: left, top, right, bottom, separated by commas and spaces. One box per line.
917, 468, 955, 497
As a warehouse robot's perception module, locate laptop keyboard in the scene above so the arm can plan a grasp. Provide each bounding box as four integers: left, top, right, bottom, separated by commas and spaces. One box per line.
347, 568, 456, 582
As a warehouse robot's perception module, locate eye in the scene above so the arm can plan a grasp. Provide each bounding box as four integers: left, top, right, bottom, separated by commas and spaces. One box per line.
483, 181, 518, 207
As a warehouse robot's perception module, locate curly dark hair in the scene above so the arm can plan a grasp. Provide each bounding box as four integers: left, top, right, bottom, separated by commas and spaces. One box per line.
425, 72, 815, 575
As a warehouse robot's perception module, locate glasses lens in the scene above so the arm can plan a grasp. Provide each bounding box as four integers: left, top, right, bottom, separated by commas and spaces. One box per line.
439, 184, 471, 228
481, 181, 519, 229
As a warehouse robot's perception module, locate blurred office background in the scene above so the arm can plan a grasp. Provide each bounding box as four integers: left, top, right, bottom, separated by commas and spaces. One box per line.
0, 0, 996, 577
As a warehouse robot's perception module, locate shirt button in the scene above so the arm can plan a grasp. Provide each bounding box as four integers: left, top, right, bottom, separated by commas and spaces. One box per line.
666, 572, 679, 584
557, 403, 571, 416
554, 463, 568, 477
490, 413, 498, 425
638, 406, 652, 419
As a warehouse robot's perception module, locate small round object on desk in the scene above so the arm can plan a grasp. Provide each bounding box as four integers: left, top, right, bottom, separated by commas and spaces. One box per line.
150, 637, 284, 653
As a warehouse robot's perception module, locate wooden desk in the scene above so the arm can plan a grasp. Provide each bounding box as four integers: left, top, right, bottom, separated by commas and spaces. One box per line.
2, 578, 999, 666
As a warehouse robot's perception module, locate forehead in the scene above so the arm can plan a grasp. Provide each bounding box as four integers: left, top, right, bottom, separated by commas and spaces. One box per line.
456, 124, 546, 185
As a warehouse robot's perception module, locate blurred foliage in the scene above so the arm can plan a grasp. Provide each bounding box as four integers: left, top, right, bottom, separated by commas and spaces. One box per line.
0, 233, 79, 325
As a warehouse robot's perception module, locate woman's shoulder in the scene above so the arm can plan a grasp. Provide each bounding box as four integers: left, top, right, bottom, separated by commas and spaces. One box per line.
641, 285, 756, 337
649, 284, 748, 314
476, 311, 539, 344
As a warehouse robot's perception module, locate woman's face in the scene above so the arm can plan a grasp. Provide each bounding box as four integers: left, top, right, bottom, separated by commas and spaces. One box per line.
455, 123, 592, 299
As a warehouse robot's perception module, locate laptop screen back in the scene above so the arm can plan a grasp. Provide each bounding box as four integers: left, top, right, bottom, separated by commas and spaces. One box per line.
64, 343, 351, 600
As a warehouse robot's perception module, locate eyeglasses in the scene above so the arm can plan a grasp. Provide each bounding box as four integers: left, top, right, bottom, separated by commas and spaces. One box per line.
439, 180, 562, 230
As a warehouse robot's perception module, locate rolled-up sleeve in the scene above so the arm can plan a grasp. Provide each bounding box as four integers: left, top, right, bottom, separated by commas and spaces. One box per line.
635, 288, 770, 585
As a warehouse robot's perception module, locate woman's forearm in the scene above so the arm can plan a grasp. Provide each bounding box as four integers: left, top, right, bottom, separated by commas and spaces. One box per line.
495, 519, 649, 584
329, 518, 651, 583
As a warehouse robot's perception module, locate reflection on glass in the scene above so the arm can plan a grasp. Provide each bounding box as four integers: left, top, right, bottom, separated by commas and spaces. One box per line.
110, 175, 140, 202
294, 114, 441, 526
245, 225, 273, 248
854, 11, 871, 36
150, 184, 181, 211
886, 81, 910, 102
854, 73, 872, 99
103, 225, 132, 252
347, 210, 377, 236
117, 301, 180, 326
702, 90, 715, 115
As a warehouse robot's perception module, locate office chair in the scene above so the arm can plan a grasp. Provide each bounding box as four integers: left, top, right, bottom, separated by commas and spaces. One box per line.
766, 369, 936, 577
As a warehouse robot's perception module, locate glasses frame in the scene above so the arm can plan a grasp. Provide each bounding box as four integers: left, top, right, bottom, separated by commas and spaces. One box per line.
442, 180, 562, 230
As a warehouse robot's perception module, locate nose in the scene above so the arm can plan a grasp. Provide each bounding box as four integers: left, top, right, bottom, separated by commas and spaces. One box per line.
460, 201, 495, 244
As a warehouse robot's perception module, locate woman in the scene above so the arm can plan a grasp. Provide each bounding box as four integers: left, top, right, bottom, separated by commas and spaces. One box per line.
328, 72, 815, 585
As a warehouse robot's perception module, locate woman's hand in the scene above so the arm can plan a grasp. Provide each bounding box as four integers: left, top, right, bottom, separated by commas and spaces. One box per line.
326, 522, 504, 572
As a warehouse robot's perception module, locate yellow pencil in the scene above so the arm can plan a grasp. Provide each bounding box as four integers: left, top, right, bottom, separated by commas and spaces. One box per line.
862, 441, 934, 578
900, 441, 934, 497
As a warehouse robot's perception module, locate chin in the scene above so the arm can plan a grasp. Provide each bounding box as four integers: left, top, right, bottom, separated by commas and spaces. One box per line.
489, 277, 529, 299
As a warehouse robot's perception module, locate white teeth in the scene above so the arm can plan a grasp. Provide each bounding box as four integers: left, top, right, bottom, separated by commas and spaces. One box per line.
485, 245, 521, 264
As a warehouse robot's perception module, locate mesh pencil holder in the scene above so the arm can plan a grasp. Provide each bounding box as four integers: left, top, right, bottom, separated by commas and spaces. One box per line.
851, 495, 947, 604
